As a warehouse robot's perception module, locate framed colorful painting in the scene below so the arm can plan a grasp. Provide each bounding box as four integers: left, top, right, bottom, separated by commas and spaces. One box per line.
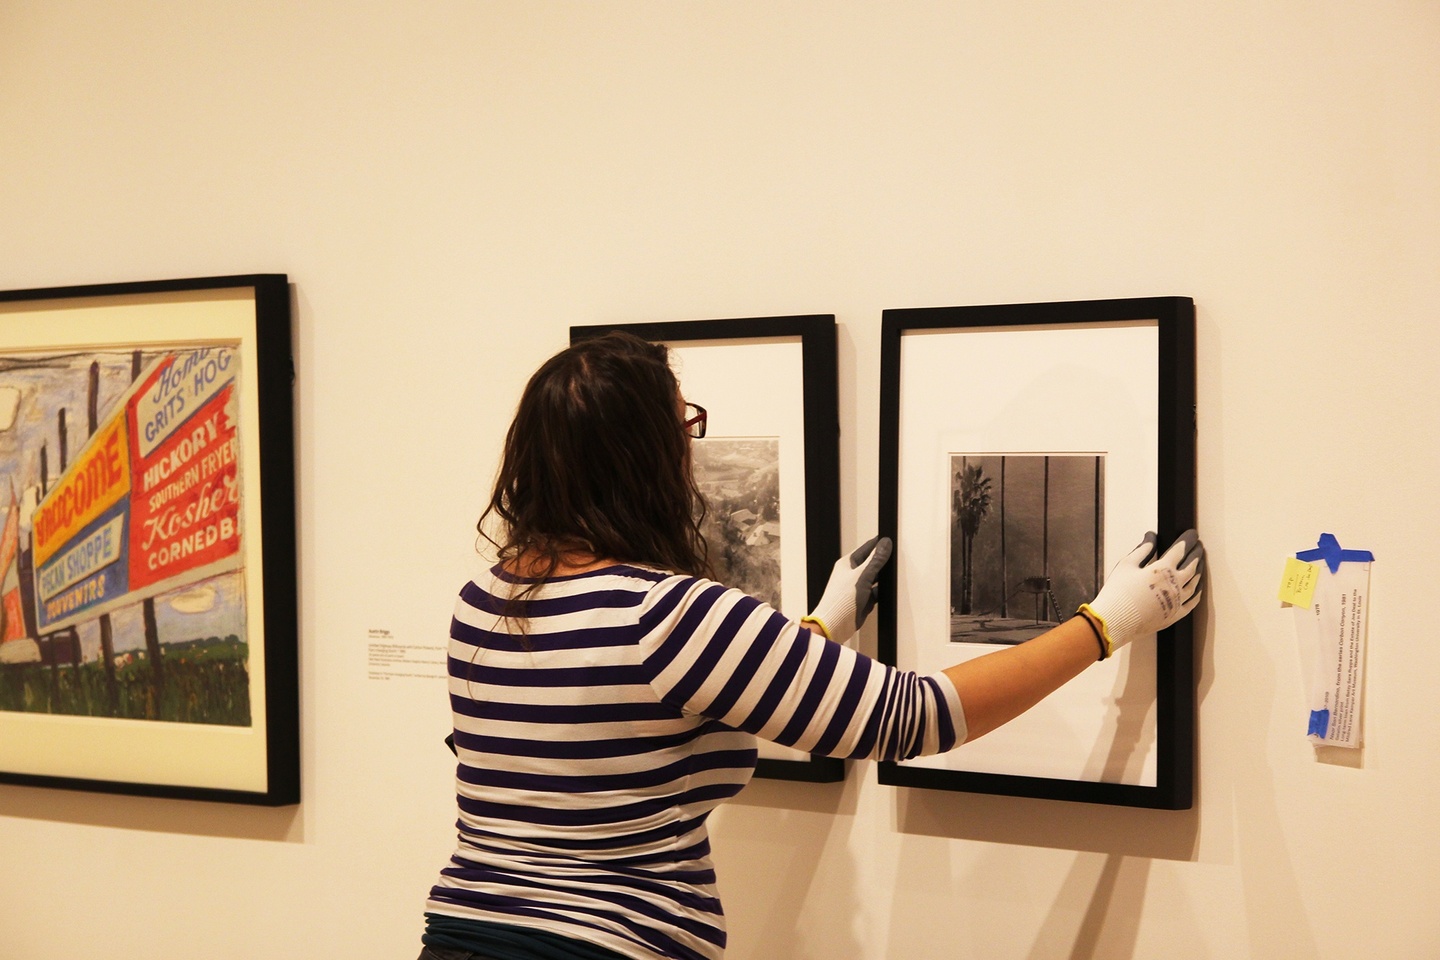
877, 297, 1196, 808
572, 315, 844, 782
0, 274, 298, 804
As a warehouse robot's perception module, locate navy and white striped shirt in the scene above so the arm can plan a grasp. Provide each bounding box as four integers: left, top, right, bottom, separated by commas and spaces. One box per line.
426, 562, 966, 960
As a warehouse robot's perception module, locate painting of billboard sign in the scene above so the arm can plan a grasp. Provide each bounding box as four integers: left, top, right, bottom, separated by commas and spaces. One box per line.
0, 275, 297, 804
1, 346, 249, 725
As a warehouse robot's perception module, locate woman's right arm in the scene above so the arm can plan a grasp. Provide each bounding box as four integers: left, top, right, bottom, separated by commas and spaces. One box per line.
944, 529, 1204, 742
788, 529, 1206, 748
638, 530, 1203, 761
942, 616, 1100, 742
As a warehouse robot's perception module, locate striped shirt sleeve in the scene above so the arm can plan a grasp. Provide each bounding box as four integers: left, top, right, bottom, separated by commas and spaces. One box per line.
636, 576, 968, 760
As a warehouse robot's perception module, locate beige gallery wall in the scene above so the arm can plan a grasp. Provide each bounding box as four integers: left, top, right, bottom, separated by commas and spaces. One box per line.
1, 2, 1437, 957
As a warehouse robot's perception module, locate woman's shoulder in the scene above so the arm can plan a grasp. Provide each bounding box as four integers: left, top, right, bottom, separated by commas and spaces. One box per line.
456, 559, 774, 621
633, 570, 783, 634
458, 561, 689, 605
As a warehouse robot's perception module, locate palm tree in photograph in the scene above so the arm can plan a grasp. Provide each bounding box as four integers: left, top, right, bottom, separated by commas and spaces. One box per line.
954, 461, 993, 615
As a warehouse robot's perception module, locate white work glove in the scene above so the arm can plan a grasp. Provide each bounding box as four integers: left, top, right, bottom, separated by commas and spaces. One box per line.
1078, 529, 1204, 659
802, 536, 893, 643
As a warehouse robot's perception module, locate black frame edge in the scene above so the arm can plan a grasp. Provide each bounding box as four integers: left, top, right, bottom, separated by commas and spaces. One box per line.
0, 273, 300, 806
253, 275, 301, 806
876, 296, 1197, 810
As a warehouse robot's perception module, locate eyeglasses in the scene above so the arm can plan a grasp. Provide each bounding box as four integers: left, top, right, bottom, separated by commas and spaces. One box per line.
682, 402, 707, 439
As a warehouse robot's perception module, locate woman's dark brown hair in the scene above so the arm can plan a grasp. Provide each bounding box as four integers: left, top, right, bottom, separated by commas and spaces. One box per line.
479, 332, 711, 592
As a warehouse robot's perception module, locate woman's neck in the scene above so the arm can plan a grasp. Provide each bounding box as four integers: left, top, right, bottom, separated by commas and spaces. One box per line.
506, 549, 616, 578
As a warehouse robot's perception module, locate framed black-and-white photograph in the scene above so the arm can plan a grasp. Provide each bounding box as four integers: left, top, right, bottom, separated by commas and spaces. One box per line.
571, 315, 843, 783
0, 275, 298, 805
877, 297, 1196, 808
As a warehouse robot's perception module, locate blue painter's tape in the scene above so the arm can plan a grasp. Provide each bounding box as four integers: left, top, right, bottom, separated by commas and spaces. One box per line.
1297, 532, 1375, 574
1308, 709, 1331, 739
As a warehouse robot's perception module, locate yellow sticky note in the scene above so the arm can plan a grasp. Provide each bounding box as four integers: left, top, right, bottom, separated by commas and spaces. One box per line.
1279, 557, 1321, 608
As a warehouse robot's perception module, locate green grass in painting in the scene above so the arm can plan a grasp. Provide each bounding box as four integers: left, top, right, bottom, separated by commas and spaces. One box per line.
0, 637, 251, 726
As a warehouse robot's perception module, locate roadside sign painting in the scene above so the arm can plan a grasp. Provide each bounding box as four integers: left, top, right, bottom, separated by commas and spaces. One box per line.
0, 345, 250, 727
130, 353, 241, 593
0, 275, 295, 804
32, 415, 134, 628
33, 348, 243, 630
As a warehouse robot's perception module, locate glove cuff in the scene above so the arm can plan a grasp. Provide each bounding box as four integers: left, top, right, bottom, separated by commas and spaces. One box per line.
1083, 596, 1148, 653
1074, 606, 1111, 661
800, 616, 833, 640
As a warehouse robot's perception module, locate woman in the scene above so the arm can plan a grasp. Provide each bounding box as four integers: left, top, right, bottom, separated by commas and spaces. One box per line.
418, 332, 1203, 960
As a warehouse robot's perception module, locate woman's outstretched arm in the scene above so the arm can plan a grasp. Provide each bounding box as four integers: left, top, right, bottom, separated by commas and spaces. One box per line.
945, 529, 1204, 743
942, 616, 1099, 742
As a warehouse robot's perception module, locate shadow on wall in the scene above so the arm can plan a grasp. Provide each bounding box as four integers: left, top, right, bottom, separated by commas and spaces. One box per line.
711, 775, 863, 960
892, 596, 1212, 862
879, 606, 1205, 960
0, 781, 303, 842
882, 567, 1319, 957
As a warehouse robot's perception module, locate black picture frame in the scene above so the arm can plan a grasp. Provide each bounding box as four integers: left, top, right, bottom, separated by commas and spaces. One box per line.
877, 297, 1196, 808
572, 315, 844, 783
0, 274, 298, 805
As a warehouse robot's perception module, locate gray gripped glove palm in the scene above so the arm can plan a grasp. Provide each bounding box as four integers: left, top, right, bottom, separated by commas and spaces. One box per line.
1079, 529, 1205, 660
802, 536, 893, 643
